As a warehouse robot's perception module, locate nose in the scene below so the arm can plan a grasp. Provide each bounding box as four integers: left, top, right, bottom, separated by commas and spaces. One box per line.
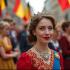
45, 29, 49, 34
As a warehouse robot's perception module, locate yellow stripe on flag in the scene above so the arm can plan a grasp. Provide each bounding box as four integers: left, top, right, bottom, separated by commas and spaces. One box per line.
68, 0, 70, 4
16, 3, 25, 18
1, 0, 6, 10
25, 7, 28, 17
24, 3, 31, 21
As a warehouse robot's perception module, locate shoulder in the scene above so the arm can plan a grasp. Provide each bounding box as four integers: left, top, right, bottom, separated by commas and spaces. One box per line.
19, 52, 31, 60
17, 52, 31, 63
17, 52, 32, 70
54, 51, 63, 61
54, 51, 60, 59
3, 36, 9, 40
59, 36, 66, 42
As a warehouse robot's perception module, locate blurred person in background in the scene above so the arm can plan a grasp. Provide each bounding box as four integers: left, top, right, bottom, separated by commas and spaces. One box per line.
55, 22, 63, 40
48, 30, 62, 53
3, 17, 19, 63
0, 21, 19, 70
59, 21, 70, 70
3, 17, 18, 50
17, 13, 64, 70
17, 24, 32, 53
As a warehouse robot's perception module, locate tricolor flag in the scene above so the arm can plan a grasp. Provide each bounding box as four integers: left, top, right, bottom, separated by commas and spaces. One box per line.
13, 0, 25, 18
13, 0, 32, 24
58, 0, 70, 11
23, 3, 32, 23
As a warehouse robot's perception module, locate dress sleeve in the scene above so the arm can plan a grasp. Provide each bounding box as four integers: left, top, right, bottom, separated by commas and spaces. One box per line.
17, 52, 33, 70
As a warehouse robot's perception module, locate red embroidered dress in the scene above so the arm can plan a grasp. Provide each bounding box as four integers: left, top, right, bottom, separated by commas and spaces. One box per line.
17, 48, 64, 70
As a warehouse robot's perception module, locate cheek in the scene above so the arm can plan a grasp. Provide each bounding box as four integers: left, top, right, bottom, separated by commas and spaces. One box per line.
35, 31, 43, 39
49, 31, 54, 37
35, 32, 42, 37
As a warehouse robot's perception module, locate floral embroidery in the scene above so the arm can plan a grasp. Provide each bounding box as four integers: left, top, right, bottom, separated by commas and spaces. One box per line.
27, 50, 54, 70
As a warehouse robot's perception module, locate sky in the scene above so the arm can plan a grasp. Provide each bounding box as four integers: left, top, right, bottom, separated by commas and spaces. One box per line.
26, 0, 46, 14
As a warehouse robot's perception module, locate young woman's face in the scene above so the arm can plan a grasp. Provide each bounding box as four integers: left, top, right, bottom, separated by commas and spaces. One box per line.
34, 18, 54, 43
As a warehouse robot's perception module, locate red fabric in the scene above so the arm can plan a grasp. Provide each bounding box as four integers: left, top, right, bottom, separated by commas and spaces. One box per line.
59, 52, 64, 70
59, 36, 70, 55
17, 52, 36, 70
17, 52, 64, 70
59, 36, 70, 69
13, 0, 20, 13
64, 60, 70, 69
58, 0, 70, 11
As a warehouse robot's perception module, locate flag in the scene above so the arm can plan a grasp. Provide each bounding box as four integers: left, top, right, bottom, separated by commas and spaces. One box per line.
13, 0, 25, 18
58, 0, 70, 11
4, 0, 7, 6
23, 3, 31, 23
0, 0, 7, 17
13, 0, 32, 24
1, 0, 6, 10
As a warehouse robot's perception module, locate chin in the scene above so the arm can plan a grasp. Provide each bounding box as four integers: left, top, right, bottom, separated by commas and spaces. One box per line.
43, 41, 49, 43
40, 39, 49, 44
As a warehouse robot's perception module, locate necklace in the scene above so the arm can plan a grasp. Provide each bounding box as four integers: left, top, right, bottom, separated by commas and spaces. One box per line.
34, 47, 51, 61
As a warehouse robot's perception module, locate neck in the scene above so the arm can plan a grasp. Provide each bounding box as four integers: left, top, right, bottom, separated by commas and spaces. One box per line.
34, 41, 50, 53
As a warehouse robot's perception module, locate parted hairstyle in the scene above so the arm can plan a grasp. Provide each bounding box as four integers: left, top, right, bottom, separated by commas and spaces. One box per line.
61, 21, 70, 32
3, 17, 16, 25
3, 17, 13, 23
0, 21, 10, 32
28, 13, 56, 43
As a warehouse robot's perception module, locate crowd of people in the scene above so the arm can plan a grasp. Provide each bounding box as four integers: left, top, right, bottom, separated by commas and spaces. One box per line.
0, 13, 70, 70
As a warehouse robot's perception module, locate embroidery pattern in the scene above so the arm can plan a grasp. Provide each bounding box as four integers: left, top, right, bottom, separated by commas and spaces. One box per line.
27, 50, 54, 70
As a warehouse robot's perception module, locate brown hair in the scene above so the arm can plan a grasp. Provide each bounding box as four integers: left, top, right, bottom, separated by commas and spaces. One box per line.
3, 17, 16, 25
0, 21, 5, 34
62, 21, 70, 32
28, 13, 55, 43
0, 23, 4, 31
3, 17, 13, 23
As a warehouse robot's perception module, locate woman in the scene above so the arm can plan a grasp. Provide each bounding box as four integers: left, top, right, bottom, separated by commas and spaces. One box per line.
59, 21, 70, 70
0, 21, 19, 70
17, 13, 64, 70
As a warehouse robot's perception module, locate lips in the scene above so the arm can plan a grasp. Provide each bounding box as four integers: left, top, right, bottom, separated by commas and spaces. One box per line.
42, 36, 50, 40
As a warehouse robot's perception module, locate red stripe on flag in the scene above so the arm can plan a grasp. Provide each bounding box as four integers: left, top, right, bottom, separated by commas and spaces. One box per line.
13, 0, 20, 12
58, 0, 70, 10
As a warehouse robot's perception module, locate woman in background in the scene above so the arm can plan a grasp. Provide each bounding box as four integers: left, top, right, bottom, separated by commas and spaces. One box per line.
48, 30, 62, 53
59, 21, 70, 70
17, 13, 64, 70
0, 21, 19, 70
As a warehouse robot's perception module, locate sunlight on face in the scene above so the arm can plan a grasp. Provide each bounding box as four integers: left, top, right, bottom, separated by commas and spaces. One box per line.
34, 18, 54, 43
